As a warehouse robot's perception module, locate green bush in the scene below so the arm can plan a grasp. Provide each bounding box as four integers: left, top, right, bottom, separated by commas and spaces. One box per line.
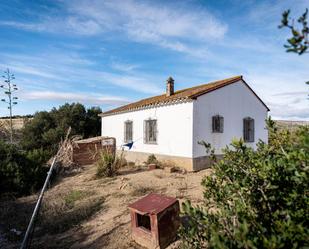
0, 140, 50, 195
179, 119, 309, 248
146, 154, 158, 165
21, 103, 102, 152
96, 151, 122, 178
64, 190, 87, 209
1, 103, 102, 196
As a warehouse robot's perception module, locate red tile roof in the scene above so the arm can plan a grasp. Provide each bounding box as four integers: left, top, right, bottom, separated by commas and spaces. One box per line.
100, 75, 269, 116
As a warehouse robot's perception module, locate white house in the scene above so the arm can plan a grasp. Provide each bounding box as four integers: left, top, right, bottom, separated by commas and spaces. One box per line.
100, 75, 269, 171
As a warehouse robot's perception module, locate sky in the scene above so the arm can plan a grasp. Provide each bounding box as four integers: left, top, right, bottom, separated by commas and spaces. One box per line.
0, 0, 308, 120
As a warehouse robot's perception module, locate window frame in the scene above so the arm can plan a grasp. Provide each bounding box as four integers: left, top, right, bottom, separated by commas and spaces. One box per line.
124, 120, 133, 143
144, 119, 158, 144
212, 115, 224, 133
243, 117, 255, 142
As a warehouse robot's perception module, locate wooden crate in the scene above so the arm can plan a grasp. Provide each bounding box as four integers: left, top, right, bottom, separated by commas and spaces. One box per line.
72, 136, 116, 166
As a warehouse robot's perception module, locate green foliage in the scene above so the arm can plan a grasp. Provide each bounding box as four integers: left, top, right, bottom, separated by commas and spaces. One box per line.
96, 151, 122, 177
279, 8, 309, 55
84, 107, 102, 138
21, 103, 102, 152
0, 140, 50, 195
64, 190, 86, 209
146, 154, 158, 165
279, 9, 309, 89
179, 119, 309, 248
0, 103, 101, 196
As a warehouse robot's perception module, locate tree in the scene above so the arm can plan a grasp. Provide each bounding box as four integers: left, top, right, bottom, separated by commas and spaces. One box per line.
85, 107, 102, 138
279, 8, 309, 90
279, 9, 309, 55
21, 103, 102, 152
179, 119, 309, 248
0, 68, 18, 143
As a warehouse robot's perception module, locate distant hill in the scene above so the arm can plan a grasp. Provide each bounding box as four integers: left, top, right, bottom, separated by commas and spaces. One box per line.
275, 120, 309, 131
0, 114, 33, 119
0, 117, 32, 141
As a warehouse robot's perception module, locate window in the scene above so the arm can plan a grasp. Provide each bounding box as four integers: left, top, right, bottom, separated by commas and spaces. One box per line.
144, 119, 157, 144
243, 117, 254, 142
212, 115, 224, 133
136, 213, 151, 231
124, 120, 133, 143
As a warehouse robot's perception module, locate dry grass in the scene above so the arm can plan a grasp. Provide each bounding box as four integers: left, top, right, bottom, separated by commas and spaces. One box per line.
131, 186, 155, 197
0, 188, 104, 247
0, 163, 211, 249
38, 190, 104, 235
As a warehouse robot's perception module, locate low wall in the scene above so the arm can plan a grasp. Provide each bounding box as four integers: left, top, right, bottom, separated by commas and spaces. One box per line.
73, 137, 115, 166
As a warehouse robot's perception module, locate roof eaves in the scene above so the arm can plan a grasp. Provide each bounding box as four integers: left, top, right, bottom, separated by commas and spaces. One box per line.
100, 97, 191, 117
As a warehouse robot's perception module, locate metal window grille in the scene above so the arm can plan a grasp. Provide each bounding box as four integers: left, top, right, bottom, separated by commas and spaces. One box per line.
243, 117, 254, 142
212, 115, 224, 133
124, 121, 133, 143
144, 119, 157, 144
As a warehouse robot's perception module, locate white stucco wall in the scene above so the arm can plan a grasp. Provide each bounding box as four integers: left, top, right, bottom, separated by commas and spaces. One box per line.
101, 101, 194, 158
192, 80, 268, 158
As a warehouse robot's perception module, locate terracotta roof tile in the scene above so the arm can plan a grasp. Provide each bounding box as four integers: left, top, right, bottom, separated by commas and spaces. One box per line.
100, 75, 269, 116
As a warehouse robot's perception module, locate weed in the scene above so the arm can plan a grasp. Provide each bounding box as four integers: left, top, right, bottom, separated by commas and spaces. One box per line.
96, 150, 124, 178
145, 154, 158, 165
131, 186, 154, 197
64, 190, 86, 209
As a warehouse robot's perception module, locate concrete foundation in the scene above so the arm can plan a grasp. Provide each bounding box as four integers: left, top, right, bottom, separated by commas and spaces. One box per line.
118, 150, 222, 171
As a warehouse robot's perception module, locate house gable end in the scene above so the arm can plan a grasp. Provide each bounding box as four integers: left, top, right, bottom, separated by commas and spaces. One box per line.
192, 79, 270, 112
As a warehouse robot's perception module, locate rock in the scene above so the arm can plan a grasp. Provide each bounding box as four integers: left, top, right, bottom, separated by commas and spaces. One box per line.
148, 164, 157, 170
164, 167, 177, 173
180, 168, 187, 174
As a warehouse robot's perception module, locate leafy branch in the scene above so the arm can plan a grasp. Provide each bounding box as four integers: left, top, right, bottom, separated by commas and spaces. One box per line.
279, 8, 309, 55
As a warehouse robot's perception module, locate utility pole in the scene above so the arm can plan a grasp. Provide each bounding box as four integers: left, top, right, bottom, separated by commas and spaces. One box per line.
1, 68, 18, 143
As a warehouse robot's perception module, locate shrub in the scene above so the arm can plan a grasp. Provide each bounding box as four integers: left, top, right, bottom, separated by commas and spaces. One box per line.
64, 190, 86, 209
146, 154, 158, 165
179, 119, 309, 248
0, 140, 50, 196
21, 103, 102, 152
96, 150, 123, 177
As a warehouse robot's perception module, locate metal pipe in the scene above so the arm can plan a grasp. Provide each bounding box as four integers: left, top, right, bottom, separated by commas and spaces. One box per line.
20, 156, 57, 249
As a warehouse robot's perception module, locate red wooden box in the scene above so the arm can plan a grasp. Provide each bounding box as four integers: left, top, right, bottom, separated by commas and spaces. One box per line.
128, 193, 180, 249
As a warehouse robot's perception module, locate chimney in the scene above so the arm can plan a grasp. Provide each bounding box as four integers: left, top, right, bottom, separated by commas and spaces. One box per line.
166, 76, 174, 96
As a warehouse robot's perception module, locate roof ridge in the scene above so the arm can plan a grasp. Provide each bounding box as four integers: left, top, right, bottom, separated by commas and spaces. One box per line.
100, 75, 244, 116
174, 75, 242, 95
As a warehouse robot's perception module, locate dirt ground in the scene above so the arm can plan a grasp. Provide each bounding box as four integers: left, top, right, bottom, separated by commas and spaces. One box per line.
1, 164, 212, 249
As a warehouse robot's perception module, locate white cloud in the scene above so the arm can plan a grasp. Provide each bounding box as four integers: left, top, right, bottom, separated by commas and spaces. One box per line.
111, 61, 139, 72
0, 52, 163, 94
0, 63, 60, 79
267, 101, 309, 120
23, 90, 129, 105
0, 17, 103, 36
0, 0, 227, 56
272, 91, 308, 97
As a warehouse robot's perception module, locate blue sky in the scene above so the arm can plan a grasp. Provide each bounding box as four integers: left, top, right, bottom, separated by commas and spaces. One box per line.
0, 0, 308, 120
